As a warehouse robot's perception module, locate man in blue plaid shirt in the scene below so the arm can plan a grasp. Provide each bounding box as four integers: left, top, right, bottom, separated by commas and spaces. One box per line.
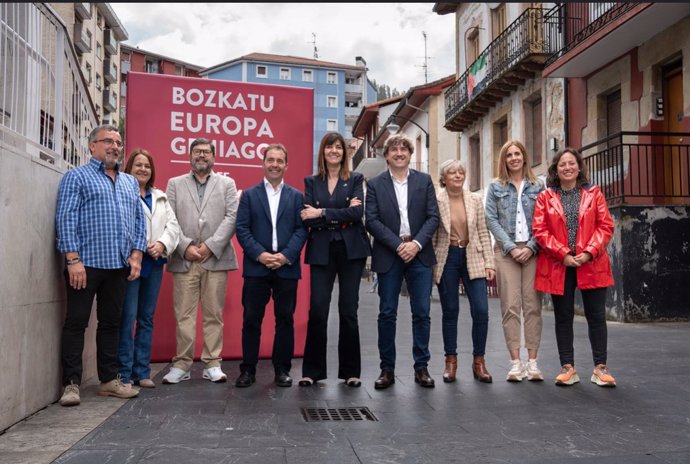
55, 124, 147, 406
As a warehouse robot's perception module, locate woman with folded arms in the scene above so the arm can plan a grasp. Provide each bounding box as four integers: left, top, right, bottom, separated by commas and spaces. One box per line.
298, 132, 371, 388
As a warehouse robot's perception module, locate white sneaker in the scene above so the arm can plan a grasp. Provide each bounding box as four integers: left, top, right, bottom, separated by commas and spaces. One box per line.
526, 358, 544, 381
162, 367, 191, 384
202, 366, 227, 383
506, 359, 526, 382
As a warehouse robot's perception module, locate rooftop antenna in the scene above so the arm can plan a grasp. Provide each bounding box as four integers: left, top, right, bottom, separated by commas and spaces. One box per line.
311, 32, 319, 59
416, 31, 430, 83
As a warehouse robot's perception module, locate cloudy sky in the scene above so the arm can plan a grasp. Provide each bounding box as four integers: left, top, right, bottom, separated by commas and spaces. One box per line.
111, 3, 456, 93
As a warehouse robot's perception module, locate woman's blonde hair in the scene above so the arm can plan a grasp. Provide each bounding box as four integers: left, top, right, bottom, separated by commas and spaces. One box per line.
495, 140, 538, 185
438, 159, 466, 188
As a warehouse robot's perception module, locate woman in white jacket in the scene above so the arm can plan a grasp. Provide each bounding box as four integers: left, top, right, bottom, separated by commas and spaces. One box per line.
118, 148, 180, 388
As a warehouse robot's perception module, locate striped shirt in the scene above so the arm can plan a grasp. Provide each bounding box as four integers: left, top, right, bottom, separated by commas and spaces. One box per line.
56, 157, 147, 269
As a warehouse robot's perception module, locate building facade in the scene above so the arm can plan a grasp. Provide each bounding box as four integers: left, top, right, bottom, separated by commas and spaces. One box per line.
50, 2, 127, 127
200, 53, 377, 168
434, 2, 564, 194
1, 2, 97, 432
119, 43, 203, 117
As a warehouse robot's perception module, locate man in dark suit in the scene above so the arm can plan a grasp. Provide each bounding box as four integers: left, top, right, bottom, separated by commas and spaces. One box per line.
235, 143, 308, 388
365, 134, 440, 389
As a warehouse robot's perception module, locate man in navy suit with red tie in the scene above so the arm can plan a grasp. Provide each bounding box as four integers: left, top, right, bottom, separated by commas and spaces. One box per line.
234, 143, 308, 388
365, 134, 440, 389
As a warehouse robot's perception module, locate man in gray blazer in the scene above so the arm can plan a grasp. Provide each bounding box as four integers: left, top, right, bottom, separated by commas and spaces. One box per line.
163, 138, 239, 384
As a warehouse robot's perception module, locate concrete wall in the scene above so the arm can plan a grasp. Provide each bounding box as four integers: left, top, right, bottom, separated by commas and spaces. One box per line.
0, 134, 98, 432
608, 205, 690, 322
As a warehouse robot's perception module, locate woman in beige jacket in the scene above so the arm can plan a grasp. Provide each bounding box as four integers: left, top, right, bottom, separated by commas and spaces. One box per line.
433, 160, 495, 383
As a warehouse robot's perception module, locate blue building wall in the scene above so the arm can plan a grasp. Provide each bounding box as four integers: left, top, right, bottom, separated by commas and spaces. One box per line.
206, 63, 360, 172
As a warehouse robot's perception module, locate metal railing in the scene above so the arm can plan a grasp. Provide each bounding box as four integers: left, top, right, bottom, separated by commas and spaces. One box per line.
581, 132, 690, 205
543, 2, 638, 68
1, 2, 97, 169
445, 7, 553, 124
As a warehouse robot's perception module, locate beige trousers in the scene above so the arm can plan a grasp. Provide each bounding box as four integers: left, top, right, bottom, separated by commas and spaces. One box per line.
171, 262, 228, 371
494, 244, 543, 352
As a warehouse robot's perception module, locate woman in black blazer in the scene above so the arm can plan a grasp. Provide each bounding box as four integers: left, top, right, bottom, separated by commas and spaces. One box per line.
299, 132, 371, 387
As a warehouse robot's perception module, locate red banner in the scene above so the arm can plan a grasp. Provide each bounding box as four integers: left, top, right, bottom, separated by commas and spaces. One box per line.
126, 72, 313, 362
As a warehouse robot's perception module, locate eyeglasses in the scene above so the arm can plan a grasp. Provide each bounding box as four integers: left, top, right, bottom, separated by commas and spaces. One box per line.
94, 138, 123, 148
192, 148, 213, 157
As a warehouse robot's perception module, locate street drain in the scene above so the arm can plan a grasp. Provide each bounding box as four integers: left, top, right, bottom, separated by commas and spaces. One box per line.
301, 407, 378, 422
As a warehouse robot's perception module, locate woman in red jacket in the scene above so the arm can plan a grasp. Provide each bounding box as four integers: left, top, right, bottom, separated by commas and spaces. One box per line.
532, 148, 616, 387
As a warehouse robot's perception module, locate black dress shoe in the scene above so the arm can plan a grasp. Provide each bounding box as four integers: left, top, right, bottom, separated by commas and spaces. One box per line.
275, 372, 293, 387
374, 369, 395, 390
414, 367, 435, 388
235, 371, 255, 388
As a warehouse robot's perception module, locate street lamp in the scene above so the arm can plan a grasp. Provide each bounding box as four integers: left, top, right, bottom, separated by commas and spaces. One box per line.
385, 115, 429, 148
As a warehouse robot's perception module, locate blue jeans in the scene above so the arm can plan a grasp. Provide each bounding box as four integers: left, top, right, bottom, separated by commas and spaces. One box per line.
117, 265, 164, 383
437, 246, 489, 357
377, 257, 432, 371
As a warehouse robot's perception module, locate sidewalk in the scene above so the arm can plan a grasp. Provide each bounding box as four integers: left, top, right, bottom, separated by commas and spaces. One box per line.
1, 287, 689, 464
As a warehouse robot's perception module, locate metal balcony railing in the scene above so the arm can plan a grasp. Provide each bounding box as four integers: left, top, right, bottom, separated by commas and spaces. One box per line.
581, 132, 690, 205
444, 7, 555, 130
543, 2, 638, 68
352, 146, 365, 170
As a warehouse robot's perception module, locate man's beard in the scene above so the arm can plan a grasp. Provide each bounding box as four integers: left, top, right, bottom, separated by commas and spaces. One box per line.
193, 160, 213, 176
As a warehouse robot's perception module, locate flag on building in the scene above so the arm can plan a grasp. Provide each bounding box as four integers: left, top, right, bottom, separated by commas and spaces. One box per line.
467, 52, 488, 98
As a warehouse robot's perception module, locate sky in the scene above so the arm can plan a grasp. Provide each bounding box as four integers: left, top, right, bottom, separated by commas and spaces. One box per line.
110, 3, 456, 94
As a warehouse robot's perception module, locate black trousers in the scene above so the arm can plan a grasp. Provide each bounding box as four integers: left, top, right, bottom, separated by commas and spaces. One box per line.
551, 267, 608, 367
240, 273, 298, 375
61, 267, 128, 386
302, 240, 366, 381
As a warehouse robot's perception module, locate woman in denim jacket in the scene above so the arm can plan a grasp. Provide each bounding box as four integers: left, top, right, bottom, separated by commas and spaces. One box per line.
485, 140, 544, 382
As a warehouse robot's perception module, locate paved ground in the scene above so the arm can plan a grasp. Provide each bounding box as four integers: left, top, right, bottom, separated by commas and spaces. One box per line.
1, 286, 689, 464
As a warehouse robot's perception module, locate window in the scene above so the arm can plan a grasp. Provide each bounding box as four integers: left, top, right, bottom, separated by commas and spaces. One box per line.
303, 69, 313, 82
256, 65, 267, 78
327, 72, 337, 84
95, 73, 101, 91
492, 117, 508, 177
96, 42, 102, 59
97, 12, 103, 29
175, 65, 182, 76
466, 28, 480, 67
327, 96, 337, 108
85, 63, 92, 84
145, 59, 158, 73
280, 67, 290, 80
491, 4, 506, 40
327, 119, 337, 131
469, 135, 481, 191
524, 97, 543, 166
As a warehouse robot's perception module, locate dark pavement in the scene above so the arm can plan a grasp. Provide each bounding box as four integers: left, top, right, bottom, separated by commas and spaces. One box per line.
51, 285, 690, 464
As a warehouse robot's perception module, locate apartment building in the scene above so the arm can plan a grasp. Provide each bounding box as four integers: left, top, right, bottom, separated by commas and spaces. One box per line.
200, 53, 377, 166
50, 2, 127, 127
119, 43, 203, 115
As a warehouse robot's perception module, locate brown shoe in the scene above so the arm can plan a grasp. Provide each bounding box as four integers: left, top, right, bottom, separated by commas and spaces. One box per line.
98, 377, 140, 399
443, 355, 458, 383
472, 356, 493, 383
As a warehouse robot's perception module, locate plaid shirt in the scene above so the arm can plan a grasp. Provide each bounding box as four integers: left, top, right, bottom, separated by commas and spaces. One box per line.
56, 157, 146, 269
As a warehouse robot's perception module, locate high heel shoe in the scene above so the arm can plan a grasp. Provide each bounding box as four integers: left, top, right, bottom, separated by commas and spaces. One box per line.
345, 377, 362, 388
443, 355, 458, 383
298, 377, 314, 387
472, 355, 493, 383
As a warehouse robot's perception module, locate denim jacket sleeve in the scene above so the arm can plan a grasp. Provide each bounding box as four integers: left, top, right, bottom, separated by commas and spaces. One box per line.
485, 182, 517, 256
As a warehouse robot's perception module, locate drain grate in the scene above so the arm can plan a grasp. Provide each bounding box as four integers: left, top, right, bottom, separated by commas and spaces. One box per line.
301, 407, 378, 422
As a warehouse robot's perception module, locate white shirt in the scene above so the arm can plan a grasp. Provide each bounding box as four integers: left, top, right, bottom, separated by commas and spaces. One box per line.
391, 169, 410, 237
263, 178, 284, 251
514, 180, 530, 242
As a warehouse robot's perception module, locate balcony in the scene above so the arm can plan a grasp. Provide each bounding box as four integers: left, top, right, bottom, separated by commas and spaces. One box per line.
581, 132, 690, 206
103, 58, 117, 84
103, 28, 117, 55
103, 89, 117, 113
543, 3, 690, 78
74, 3, 91, 20
73, 22, 91, 54
444, 8, 555, 132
